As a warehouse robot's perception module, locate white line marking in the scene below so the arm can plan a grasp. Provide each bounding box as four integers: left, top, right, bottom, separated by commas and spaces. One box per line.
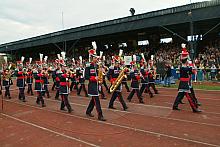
3, 99, 220, 147
27, 95, 220, 127
1, 113, 99, 147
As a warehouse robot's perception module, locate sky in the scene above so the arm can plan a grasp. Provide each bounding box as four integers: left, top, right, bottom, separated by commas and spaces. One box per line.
0, 0, 209, 44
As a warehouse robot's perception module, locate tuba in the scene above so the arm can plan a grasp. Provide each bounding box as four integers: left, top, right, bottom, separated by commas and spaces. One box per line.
109, 67, 127, 93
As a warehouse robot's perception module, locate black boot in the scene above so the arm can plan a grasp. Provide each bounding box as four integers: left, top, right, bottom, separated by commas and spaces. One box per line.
123, 106, 128, 111
193, 108, 202, 113
108, 106, 116, 109
86, 112, 94, 117
98, 115, 106, 121
172, 106, 181, 111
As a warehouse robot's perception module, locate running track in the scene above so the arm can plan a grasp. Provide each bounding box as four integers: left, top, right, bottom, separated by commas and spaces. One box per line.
0, 84, 220, 147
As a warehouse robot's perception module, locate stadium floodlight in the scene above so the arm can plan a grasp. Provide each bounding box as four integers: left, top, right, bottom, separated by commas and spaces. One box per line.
130, 8, 135, 16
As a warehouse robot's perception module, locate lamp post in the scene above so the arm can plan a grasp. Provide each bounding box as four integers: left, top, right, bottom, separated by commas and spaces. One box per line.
188, 0, 194, 60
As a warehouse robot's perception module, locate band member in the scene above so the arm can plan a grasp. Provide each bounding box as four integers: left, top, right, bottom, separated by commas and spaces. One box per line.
59, 67, 73, 113
107, 56, 128, 110
42, 68, 50, 98
139, 58, 153, 98
33, 63, 46, 107
85, 47, 106, 121
76, 57, 88, 97
55, 66, 62, 100
188, 61, 201, 106
15, 60, 26, 102
51, 67, 57, 91
127, 55, 144, 104
26, 66, 34, 95
148, 59, 159, 94
172, 44, 201, 112
70, 68, 78, 92
121, 60, 130, 92
2, 68, 12, 99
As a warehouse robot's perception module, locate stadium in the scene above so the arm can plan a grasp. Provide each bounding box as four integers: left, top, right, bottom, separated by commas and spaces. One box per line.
0, 0, 220, 147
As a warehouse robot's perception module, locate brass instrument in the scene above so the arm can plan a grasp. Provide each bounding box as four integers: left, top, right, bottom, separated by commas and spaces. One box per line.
109, 67, 127, 93
2, 71, 11, 81
98, 62, 103, 84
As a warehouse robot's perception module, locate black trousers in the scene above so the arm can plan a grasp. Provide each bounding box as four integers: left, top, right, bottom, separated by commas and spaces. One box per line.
173, 92, 198, 111
77, 84, 88, 96
99, 85, 106, 99
5, 86, 10, 97
140, 84, 153, 97
189, 88, 199, 104
52, 81, 56, 90
148, 83, 158, 94
70, 81, 78, 91
60, 95, 72, 111
127, 89, 143, 102
109, 91, 127, 109
36, 91, 45, 106
43, 85, 50, 97
27, 84, 33, 94
55, 90, 60, 99
19, 88, 25, 100
102, 80, 108, 91
122, 82, 130, 92
86, 96, 103, 117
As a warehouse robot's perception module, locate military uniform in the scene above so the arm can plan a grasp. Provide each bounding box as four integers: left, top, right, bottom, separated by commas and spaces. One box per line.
140, 66, 153, 98
127, 68, 144, 103
26, 69, 34, 95
148, 66, 159, 94
59, 71, 72, 113
70, 69, 78, 91
85, 61, 105, 121
33, 70, 46, 107
55, 68, 62, 100
42, 70, 50, 98
15, 68, 26, 102
173, 44, 201, 112
188, 62, 201, 106
107, 65, 127, 110
76, 67, 88, 97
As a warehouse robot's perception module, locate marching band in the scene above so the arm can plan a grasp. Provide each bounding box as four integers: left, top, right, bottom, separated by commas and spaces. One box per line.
0, 42, 202, 122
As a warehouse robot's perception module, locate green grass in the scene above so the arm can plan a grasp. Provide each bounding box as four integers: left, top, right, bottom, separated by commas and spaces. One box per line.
157, 84, 220, 91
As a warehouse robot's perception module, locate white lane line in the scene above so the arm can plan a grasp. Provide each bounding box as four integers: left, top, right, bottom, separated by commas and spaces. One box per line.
68, 95, 220, 116
1, 113, 99, 147
27, 95, 220, 127
68, 95, 171, 109
3, 99, 220, 147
